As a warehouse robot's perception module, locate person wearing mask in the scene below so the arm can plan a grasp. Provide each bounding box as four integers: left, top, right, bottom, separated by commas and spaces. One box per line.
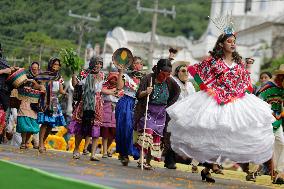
163, 63, 196, 170
134, 59, 180, 169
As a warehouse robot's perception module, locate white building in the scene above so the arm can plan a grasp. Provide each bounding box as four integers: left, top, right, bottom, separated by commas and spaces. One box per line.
102, 0, 284, 82
102, 27, 197, 69
193, 0, 284, 82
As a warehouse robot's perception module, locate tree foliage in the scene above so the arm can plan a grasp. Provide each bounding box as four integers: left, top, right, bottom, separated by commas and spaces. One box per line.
0, 0, 211, 78
60, 48, 84, 73
261, 55, 284, 74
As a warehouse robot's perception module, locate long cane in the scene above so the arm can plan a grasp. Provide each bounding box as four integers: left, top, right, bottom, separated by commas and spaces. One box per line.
141, 77, 152, 170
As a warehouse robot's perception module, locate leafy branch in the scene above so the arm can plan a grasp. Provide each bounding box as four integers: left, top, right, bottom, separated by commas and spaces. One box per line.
60, 48, 84, 73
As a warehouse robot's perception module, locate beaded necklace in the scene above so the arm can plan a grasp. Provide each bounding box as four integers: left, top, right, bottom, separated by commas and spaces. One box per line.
151, 81, 169, 104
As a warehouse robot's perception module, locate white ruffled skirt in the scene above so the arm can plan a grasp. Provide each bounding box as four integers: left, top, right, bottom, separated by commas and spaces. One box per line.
167, 91, 275, 164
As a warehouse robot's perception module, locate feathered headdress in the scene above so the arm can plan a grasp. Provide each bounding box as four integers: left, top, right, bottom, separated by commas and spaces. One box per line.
208, 11, 237, 36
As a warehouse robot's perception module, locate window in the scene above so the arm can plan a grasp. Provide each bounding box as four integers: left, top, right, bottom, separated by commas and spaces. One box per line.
245, 0, 252, 13
260, 1, 266, 11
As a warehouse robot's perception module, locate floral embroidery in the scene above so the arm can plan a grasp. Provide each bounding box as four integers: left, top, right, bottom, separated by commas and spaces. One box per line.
124, 75, 139, 92
188, 57, 252, 104
77, 69, 104, 82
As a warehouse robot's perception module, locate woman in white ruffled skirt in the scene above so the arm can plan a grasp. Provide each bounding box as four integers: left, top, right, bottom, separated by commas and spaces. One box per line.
167, 33, 275, 183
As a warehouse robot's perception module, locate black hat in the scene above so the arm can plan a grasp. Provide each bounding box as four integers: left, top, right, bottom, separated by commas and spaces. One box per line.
245, 57, 254, 64
169, 47, 178, 54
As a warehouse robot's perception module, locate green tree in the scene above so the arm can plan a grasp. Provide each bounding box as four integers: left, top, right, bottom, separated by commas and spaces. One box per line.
261, 56, 284, 74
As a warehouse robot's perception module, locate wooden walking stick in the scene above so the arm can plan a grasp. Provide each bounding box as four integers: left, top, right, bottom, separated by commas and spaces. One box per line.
141, 77, 152, 171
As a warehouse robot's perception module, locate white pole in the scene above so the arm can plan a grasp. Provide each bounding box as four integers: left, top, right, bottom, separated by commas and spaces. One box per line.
141, 77, 152, 170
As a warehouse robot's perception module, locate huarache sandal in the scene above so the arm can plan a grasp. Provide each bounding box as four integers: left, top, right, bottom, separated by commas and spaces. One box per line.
72, 152, 80, 159
201, 169, 215, 183
212, 168, 224, 175
192, 165, 199, 173
20, 143, 27, 149
82, 149, 90, 155
90, 156, 100, 161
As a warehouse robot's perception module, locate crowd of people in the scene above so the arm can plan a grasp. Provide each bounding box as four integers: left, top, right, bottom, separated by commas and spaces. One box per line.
0, 21, 284, 186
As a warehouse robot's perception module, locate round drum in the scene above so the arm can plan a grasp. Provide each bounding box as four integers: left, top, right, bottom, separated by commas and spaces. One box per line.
6, 68, 28, 88
112, 48, 134, 69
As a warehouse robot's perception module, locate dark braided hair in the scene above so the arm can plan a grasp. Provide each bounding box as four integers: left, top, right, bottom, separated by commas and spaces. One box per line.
260, 71, 272, 79
152, 59, 172, 77
209, 34, 242, 64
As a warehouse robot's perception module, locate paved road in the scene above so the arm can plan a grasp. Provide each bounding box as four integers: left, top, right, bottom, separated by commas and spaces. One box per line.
0, 145, 269, 189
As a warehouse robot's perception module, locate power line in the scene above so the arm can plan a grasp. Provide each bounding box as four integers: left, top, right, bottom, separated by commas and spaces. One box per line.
68, 10, 100, 56
136, 0, 176, 69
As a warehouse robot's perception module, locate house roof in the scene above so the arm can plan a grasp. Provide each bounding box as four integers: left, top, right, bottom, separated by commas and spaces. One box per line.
112, 27, 188, 48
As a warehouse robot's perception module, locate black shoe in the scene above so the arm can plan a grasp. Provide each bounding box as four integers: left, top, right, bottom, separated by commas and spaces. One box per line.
273, 177, 284, 185
165, 163, 177, 169
201, 169, 215, 183
192, 165, 198, 173
246, 172, 256, 182
121, 156, 129, 166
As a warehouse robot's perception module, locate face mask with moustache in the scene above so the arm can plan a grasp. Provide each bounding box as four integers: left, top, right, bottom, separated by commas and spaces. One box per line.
177, 67, 188, 82
157, 71, 171, 83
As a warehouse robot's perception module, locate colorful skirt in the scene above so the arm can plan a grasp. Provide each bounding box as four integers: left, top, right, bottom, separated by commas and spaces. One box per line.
68, 93, 103, 138
17, 116, 39, 134
136, 104, 166, 161
68, 120, 100, 138
102, 101, 116, 128
0, 107, 6, 135
37, 105, 66, 128
115, 95, 135, 157
167, 91, 275, 164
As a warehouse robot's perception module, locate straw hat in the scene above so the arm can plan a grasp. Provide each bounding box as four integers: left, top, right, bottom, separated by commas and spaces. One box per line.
274, 64, 284, 75
171, 61, 190, 75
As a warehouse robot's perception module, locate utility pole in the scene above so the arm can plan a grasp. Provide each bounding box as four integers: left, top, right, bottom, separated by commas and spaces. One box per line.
68, 10, 100, 56
136, 0, 176, 69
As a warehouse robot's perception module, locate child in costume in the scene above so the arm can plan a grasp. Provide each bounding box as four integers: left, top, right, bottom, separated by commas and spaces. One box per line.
134, 59, 180, 169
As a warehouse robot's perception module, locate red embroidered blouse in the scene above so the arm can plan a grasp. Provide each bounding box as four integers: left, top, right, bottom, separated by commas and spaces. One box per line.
188, 57, 253, 105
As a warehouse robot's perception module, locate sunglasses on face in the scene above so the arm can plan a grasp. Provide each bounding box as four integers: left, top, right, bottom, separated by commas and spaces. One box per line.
226, 38, 236, 44
179, 69, 187, 73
